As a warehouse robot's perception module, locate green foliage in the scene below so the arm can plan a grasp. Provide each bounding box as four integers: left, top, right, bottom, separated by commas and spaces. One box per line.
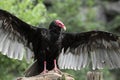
50, 0, 105, 32
0, 0, 47, 26
0, 54, 28, 80
107, 16, 120, 33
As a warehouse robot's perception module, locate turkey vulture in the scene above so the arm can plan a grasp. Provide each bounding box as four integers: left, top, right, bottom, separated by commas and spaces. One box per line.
1, 9, 120, 77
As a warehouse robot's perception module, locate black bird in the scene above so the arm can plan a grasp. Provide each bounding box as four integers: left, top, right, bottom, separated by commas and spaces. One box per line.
1, 9, 120, 77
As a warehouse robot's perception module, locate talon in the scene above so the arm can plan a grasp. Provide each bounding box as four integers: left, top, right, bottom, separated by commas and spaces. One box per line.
53, 59, 63, 74
53, 68, 62, 74
40, 69, 48, 74
40, 61, 48, 74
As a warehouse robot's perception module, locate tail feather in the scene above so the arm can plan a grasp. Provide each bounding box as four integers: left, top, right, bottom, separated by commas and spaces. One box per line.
24, 60, 42, 77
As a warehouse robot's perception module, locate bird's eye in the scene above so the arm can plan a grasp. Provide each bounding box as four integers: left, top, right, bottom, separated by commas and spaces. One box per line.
58, 23, 61, 25
56, 22, 61, 26
55, 20, 64, 28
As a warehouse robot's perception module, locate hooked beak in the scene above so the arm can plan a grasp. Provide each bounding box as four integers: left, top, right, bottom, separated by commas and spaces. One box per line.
63, 26, 66, 31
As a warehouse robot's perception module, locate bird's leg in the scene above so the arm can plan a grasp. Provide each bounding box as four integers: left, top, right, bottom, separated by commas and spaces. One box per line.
53, 59, 62, 74
54, 59, 58, 70
43, 61, 47, 73
40, 61, 48, 74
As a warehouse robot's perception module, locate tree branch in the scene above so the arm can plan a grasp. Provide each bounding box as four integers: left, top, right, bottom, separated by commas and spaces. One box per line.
17, 70, 75, 80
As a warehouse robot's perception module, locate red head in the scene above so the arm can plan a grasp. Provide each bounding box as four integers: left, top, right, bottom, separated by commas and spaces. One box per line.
55, 20, 66, 30
49, 20, 66, 31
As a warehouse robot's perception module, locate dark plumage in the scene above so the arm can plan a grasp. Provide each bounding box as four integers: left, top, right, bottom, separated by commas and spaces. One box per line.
1, 9, 120, 77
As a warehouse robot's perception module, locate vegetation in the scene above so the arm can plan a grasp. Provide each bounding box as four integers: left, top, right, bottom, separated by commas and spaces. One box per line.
0, 0, 119, 80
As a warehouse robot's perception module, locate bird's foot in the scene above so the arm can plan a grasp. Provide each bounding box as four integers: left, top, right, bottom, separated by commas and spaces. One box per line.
40, 61, 48, 75
40, 69, 49, 74
53, 59, 63, 74
53, 68, 63, 74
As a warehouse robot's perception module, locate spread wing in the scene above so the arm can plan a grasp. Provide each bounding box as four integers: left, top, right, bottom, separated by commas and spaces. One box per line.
58, 31, 120, 70
0, 9, 36, 61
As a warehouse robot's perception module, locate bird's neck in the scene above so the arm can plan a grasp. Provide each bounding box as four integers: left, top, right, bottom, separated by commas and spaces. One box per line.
49, 27, 61, 35
50, 29, 61, 36
49, 28, 62, 42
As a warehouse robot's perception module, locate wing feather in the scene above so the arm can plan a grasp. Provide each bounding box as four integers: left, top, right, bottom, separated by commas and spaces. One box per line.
25, 47, 33, 62
8, 40, 16, 58
0, 9, 36, 60
59, 31, 120, 70
82, 45, 89, 68
2, 37, 11, 55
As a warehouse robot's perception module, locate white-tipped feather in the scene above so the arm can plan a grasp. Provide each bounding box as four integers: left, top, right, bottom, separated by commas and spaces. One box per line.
69, 52, 74, 69
58, 48, 64, 69
108, 50, 115, 69
62, 48, 71, 69
18, 44, 24, 60
26, 48, 33, 62
77, 55, 82, 70
82, 45, 88, 68
74, 54, 79, 70
14, 43, 23, 60
0, 34, 10, 55
14, 42, 21, 59
115, 49, 120, 67
104, 49, 112, 68
91, 51, 97, 70
96, 49, 103, 69
75, 55, 80, 70
64, 52, 70, 69
69, 53, 73, 69
84, 52, 88, 68
71, 54, 75, 70
69, 53, 74, 69
101, 49, 107, 69
1, 37, 10, 55
78, 46, 83, 69
113, 50, 120, 68
7, 40, 16, 58
108, 49, 118, 68
61, 52, 67, 69
66, 52, 72, 69
11, 41, 19, 59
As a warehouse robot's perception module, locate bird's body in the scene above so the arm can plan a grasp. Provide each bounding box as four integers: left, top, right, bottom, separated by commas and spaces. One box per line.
1, 9, 120, 77
31, 28, 62, 73
22, 26, 64, 76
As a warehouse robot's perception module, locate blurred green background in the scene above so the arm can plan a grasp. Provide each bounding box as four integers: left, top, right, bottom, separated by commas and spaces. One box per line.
0, 0, 120, 80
